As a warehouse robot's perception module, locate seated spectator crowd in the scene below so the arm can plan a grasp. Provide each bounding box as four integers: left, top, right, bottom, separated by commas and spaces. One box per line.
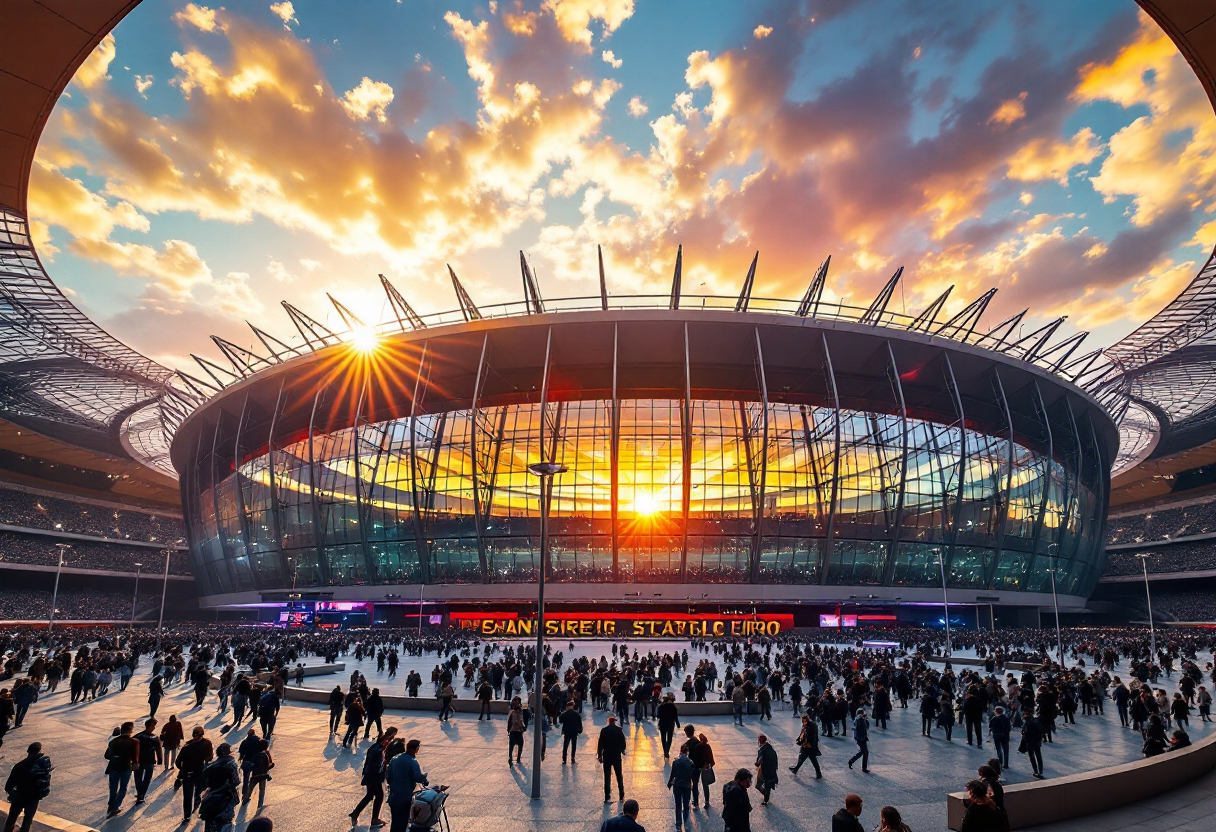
0, 587, 164, 621
1108, 498, 1216, 546
0, 485, 183, 542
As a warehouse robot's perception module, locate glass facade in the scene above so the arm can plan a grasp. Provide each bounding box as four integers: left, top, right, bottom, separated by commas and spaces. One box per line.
184, 392, 1107, 597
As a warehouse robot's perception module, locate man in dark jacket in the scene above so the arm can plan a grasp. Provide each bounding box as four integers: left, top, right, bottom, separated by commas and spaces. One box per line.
105, 721, 139, 817
4, 742, 51, 832
656, 695, 680, 758
721, 768, 753, 832
963, 688, 987, 746
667, 747, 696, 830
477, 679, 494, 721
831, 793, 865, 832
600, 799, 645, 832
351, 727, 395, 827
754, 735, 779, 805
558, 700, 583, 764
597, 715, 627, 802
198, 744, 239, 829
133, 718, 162, 803
989, 706, 1012, 768
258, 688, 281, 738
848, 710, 870, 772
365, 689, 385, 740
176, 726, 214, 821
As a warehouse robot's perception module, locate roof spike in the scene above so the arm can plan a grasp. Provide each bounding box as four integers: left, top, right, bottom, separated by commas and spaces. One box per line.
598, 245, 609, 311
796, 256, 830, 317
379, 274, 426, 331
860, 266, 904, 324
520, 251, 545, 314
174, 369, 220, 397
1061, 348, 1106, 379
282, 301, 340, 350
979, 309, 1027, 350
669, 245, 683, 310
248, 323, 300, 362
1040, 330, 1089, 371
210, 336, 271, 376
326, 293, 365, 330
735, 252, 759, 312
934, 288, 997, 341
1013, 316, 1067, 362
447, 264, 482, 322
908, 286, 952, 332
191, 354, 238, 389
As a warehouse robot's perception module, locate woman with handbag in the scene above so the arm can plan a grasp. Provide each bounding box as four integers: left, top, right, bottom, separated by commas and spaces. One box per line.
696, 733, 716, 807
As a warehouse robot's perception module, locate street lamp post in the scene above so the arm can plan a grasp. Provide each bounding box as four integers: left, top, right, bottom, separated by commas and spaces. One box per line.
418, 582, 425, 640
936, 548, 951, 658
1047, 550, 1064, 667
48, 543, 71, 633
156, 547, 174, 653
130, 562, 143, 630
1136, 553, 1156, 659
527, 460, 567, 801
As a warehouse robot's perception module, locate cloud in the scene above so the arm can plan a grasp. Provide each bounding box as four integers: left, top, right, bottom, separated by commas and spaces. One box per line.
267, 260, 296, 282
627, 96, 648, 117
1006, 127, 1102, 185
299, 258, 322, 271
134, 74, 153, 98
73, 33, 115, 89
173, 3, 218, 32
543, 0, 635, 46
602, 49, 622, 68
988, 91, 1027, 126
269, 1, 298, 29
753, 25, 773, 40
341, 77, 395, 123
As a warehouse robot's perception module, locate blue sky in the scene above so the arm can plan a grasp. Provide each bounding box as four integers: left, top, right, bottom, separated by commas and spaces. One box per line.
27, 0, 1216, 369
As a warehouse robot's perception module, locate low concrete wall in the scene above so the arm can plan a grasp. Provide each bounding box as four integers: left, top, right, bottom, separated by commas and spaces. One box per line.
281, 684, 738, 716
946, 730, 1216, 829
209, 662, 345, 689
929, 656, 1036, 672
0, 808, 100, 832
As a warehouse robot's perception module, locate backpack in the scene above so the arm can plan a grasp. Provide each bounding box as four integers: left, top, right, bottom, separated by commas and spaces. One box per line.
409, 788, 448, 829
30, 756, 52, 799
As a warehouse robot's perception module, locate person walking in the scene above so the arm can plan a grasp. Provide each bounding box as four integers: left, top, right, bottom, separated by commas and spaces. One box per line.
919, 690, 938, 736
328, 685, 344, 735
989, 706, 1011, 769
160, 715, 183, 772
133, 718, 162, 804
789, 714, 822, 778
437, 681, 455, 722
754, 734, 779, 805
343, 695, 366, 749
831, 794, 865, 832
242, 738, 273, 807
558, 699, 583, 764
721, 769, 753, 832
365, 689, 385, 741
657, 694, 680, 758
238, 728, 262, 802
598, 715, 628, 803
477, 679, 493, 721
667, 746, 696, 830
197, 743, 239, 832
149, 675, 165, 718
258, 687, 281, 738
175, 726, 214, 822
848, 709, 870, 772
1019, 713, 1045, 779
3, 743, 51, 832
386, 739, 427, 832
104, 721, 139, 818
600, 799, 646, 832
694, 732, 715, 808
507, 698, 526, 765
351, 726, 395, 827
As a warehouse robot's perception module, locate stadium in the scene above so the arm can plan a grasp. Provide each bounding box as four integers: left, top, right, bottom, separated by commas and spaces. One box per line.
1, 0, 1216, 633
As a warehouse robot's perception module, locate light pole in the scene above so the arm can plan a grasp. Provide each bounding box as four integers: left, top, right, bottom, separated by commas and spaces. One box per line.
936, 548, 951, 657
155, 546, 174, 653
48, 543, 71, 632
527, 460, 567, 800
1136, 552, 1156, 659
130, 562, 143, 630
418, 581, 425, 640
1047, 548, 1064, 667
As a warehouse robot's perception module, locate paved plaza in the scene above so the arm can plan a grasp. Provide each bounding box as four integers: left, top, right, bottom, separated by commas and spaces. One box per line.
2, 640, 1214, 832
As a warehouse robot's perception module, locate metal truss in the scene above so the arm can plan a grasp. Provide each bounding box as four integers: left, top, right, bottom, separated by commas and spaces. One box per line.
0, 208, 191, 476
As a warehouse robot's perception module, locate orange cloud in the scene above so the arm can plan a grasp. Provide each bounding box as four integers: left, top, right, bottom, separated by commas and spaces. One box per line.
341, 77, 395, 123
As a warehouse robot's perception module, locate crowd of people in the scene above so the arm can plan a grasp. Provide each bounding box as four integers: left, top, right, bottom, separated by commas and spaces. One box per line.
0, 486, 183, 544
1131, 589, 1216, 623
0, 531, 191, 575
0, 588, 165, 622
1107, 499, 1216, 546
1103, 544, 1216, 578
1, 621, 1213, 831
